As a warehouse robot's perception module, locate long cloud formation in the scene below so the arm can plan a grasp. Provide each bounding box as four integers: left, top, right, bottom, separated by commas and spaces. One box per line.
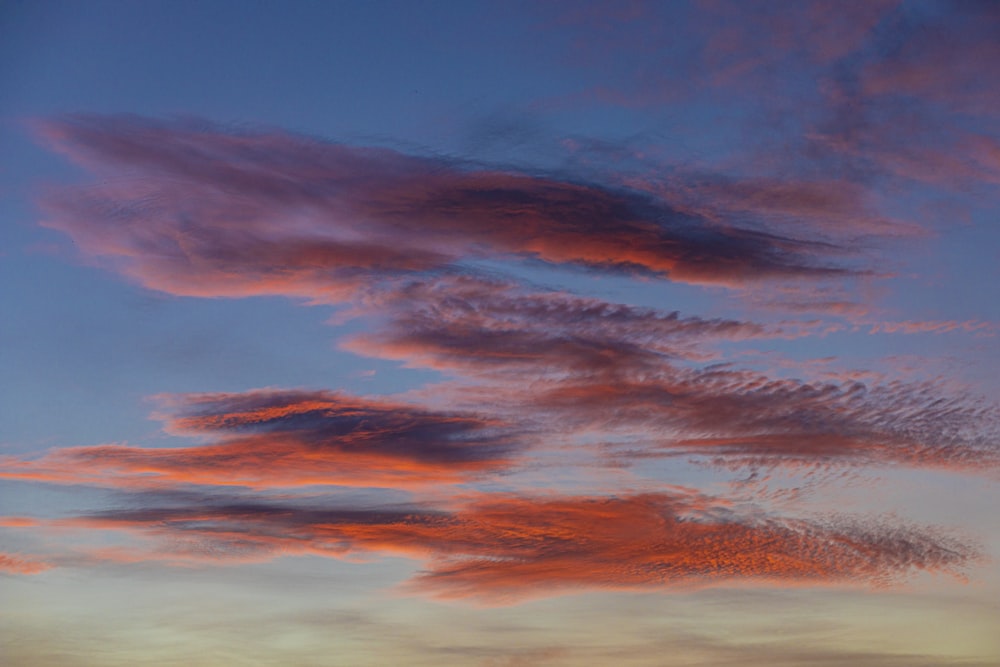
44, 490, 975, 604
17, 117, 1000, 484
551, 1, 1000, 196
347, 277, 1000, 472
37, 114, 864, 294
18, 109, 998, 604
347, 275, 775, 372
0, 390, 519, 489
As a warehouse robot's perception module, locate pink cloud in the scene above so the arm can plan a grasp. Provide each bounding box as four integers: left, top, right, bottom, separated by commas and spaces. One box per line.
36, 114, 863, 299
344, 275, 778, 373
533, 372, 999, 473
860, 3, 1000, 116
867, 320, 994, 336
339, 278, 999, 474
0, 390, 520, 489
0, 552, 52, 575
699, 0, 896, 84
49, 489, 975, 604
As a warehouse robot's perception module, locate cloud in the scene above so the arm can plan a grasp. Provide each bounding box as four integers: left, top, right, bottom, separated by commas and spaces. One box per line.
0, 517, 41, 527
661, 176, 918, 239
0, 552, 52, 575
345, 275, 776, 374
534, 370, 1000, 472
10, 267, 990, 490
780, 3, 1000, 193
547, 1, 1000, 199
36, 114, 862, 297
343, 278, 1000, 473
866, 320, 995, 336
860, 1, 1000, 116
52, 490, 976, 604
698, 0, 896, 84
539, 0, 895, 106
0, 390, 520, 489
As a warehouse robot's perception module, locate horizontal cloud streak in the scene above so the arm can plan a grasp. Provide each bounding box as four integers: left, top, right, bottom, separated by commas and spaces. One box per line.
53, 490, 975, 603
24, 114, 1000, 483
346, 279, 1000, 473
346, 275, 776, 373
37, 114, 862, 295
534, 371, 999, 471
0, 552, 52, 575
0, 390, 519, 489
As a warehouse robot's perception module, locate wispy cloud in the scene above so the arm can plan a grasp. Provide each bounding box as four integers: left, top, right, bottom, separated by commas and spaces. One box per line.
0, 552, 52, 575
44, 490, 976, 604
345, 275, 776, 373
21, 109, 999, 607
538, 0, 895, 106
37, 114, 865, 295
547, 0, 1000, 201
859, 1, 1000, 116
346, 278, 999, 473
0, 390, 520, 489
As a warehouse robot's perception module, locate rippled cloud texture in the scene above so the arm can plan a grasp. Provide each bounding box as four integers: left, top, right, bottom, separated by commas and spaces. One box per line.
3, 2, 999, 665
5, 112, 995, 602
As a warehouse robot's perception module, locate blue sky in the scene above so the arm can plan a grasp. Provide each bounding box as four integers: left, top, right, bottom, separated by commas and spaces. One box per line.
2, 2, 999, 665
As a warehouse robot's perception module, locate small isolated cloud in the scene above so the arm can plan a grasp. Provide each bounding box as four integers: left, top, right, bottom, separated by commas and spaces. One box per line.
53, 490, 976, 604
0, 390, 520, 489
0, 552, 52, 575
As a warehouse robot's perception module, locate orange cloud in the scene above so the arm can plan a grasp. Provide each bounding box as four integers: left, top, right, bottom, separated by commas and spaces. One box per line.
0, 552, 52, 575
0, 390, 520, 489
0, 517, 40, 528
344, 275, 776, 374
36, 114, 861, 299
533, 372, 999, 473
53, 490, 975, 604
342, 278, 999, 474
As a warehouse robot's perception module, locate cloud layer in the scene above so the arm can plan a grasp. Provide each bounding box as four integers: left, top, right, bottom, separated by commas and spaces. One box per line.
347, 277, 1000, 472
38, 114, 865, 297
0, 390, 519, 489
48, 489, 976, 603
14, 103, 998, 606
0, 552, 52, 575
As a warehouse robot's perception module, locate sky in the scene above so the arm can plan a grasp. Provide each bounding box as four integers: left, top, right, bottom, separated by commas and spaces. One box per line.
1, 1, 999, 665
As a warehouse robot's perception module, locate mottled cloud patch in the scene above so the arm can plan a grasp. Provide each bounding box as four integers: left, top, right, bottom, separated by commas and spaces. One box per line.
343, 278, 999, 473
346, 275, 776, 374
866, 320, 995, 336
37, 114, 862, 294
860, 1, 1000, 116
535, 370, 999, 472
551, 1, 1000, 200
53, 491, 975, 603
664, 177, 918, 240
539, 0, 894, 106
0, 552, 53, 575
0, 390, 519, 489
0, 517, 41, 527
